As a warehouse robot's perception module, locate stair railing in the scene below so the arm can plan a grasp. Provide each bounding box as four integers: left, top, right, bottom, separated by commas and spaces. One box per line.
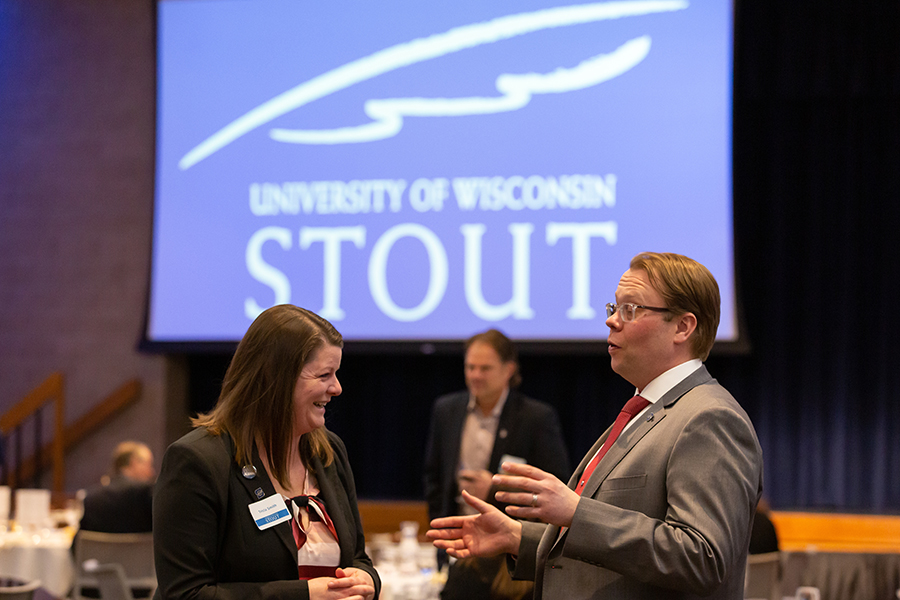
0, 372, 66, 492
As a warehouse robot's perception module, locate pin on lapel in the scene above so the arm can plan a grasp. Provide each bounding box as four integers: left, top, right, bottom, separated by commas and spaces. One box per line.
242, 464, 258, 479
254, 487, 265, 499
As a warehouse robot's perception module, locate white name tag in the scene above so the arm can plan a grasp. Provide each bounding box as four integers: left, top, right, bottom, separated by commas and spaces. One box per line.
499, 454, 527, 473
248, 497, 292, 530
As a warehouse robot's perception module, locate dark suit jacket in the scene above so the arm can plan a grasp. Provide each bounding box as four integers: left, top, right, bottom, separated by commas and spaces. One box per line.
749, 509, 779, 555
152, 428, 379, 600
512, 365, 763, 600
424, 389, 570, 522
80, 476, 153, 533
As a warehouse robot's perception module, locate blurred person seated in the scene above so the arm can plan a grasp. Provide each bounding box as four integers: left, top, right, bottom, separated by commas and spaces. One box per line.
74, 441, 156, 599
79, 441, 155, 534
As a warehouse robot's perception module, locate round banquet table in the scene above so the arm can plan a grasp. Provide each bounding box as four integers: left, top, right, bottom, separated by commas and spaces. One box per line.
0, 528, 75, 598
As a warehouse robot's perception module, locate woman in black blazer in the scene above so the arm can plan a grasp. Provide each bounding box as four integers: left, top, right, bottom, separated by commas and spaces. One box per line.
153, 305, 379, 600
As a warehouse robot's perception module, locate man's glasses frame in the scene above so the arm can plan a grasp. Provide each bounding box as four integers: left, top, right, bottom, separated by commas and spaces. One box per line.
605, 302, 670, 322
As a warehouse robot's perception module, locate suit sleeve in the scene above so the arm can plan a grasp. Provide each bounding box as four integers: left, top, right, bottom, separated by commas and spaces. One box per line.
153, 440, 311, 600
561, 405, 761, 596
509, 521, 548, 582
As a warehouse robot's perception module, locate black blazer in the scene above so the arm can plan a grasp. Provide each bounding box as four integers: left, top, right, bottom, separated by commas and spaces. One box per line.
423, 389, 570, 522
153, 428, 379, 600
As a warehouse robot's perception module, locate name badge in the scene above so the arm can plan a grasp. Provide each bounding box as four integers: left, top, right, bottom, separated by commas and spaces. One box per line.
248, 496, 291, 530
499, 454, 527, 473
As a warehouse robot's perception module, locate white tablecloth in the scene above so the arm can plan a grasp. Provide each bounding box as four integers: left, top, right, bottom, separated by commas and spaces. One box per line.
369, 539, 444, 600
0, 529, 75, 598
781, 551, 900, 600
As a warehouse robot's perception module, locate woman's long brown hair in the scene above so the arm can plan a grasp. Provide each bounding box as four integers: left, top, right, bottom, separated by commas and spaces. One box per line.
192, 305, 342, 489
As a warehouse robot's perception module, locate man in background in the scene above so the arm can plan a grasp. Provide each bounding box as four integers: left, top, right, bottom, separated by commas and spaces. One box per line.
79, 440, 155, 533
424, 328, 570, 599
425, 329, 570, 525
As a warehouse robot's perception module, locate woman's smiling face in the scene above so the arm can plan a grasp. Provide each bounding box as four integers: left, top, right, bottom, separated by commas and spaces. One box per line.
292, 344, 342, 436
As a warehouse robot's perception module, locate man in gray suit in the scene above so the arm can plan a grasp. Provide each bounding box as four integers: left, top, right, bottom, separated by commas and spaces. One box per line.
428, 252, 763, 600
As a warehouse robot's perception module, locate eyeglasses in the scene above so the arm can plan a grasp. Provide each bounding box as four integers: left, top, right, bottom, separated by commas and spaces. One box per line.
605, 302, 670, 322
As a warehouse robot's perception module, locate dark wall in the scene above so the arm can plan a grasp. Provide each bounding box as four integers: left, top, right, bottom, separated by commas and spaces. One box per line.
0, 0, 168, 490
186, 3, 900, 511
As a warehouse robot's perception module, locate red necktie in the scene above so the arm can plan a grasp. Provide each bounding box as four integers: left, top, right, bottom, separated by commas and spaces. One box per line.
574, 395, 650, 495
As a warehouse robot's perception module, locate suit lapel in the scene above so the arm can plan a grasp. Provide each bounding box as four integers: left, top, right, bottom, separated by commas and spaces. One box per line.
660, 364, 712, 408
488, 391, 520, 472
233, 442, 297, 559
549, 414, 659, 552
579, 405, 665, 498
548, 427, 613, 553
310, 453, 353, 566
446, 395, 468, 471
567, 423, 612, 489
579, 365, 714, 499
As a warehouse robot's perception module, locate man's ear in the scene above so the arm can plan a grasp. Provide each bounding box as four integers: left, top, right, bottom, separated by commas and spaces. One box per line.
673, 312, 697, 346
503, 361, 516, 382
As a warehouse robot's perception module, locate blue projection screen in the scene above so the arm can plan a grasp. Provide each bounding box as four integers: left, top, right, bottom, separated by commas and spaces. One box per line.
148, 0, 735, 345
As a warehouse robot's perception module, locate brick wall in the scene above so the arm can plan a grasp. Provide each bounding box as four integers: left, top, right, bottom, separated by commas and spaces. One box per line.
0, 0, 179, 491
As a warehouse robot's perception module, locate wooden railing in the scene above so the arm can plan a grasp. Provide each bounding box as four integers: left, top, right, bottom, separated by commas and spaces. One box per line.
1, 374, 142, 493
0, 372, 66, 491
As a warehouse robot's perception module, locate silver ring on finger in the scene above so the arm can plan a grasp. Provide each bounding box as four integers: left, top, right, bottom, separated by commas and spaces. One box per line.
531, 493, 538, 507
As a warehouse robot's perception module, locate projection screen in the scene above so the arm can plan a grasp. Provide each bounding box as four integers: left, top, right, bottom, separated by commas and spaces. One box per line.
148, 0, 736, 346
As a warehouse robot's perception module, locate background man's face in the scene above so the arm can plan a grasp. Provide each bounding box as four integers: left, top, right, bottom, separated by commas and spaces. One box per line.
464, 341, 513, 404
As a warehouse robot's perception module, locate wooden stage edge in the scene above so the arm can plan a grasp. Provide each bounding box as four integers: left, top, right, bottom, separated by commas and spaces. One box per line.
358, 501, 900, 553
770, 510, 900, 553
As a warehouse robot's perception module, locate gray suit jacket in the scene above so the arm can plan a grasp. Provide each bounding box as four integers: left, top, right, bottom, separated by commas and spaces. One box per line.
512, 365, 763, 600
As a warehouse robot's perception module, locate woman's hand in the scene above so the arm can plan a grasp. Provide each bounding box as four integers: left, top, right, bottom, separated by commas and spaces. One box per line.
308, 567, 375, 600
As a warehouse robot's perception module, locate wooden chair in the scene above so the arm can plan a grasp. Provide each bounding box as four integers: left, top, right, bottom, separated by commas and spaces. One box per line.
745, 551, 782, 600
82, 562, 134, 600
